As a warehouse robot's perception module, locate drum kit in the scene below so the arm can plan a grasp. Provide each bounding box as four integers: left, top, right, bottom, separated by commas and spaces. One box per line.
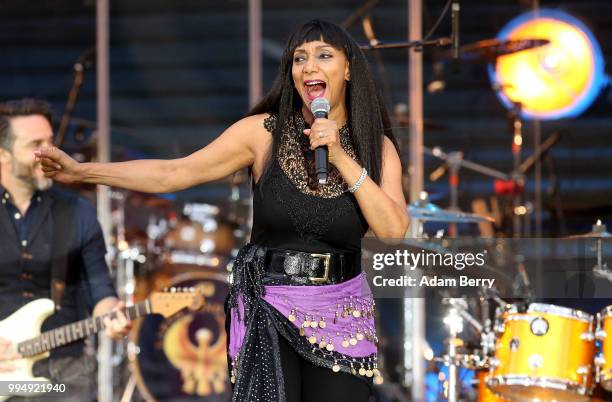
436, 298, 612, 402
422, 221, 612, 402
106, 175, 249, 402
387, 30, 612, 401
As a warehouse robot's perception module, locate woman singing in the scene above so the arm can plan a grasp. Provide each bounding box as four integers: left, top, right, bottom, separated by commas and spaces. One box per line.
37, 20, 409, 402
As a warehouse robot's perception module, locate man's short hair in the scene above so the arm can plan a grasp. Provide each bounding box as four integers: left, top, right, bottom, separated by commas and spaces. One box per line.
0, 99, 54, 151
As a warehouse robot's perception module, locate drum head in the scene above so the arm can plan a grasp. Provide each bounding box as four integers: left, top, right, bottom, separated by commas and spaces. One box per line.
129, 271, 231, 402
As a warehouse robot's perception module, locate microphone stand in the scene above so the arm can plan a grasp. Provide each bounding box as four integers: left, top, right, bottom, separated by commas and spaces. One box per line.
360, 37, 451, 51
55, 47, 95, 147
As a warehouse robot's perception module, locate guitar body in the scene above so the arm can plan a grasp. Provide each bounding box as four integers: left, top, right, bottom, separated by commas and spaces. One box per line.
0, 291, 203, 401
0, 299, 54, 401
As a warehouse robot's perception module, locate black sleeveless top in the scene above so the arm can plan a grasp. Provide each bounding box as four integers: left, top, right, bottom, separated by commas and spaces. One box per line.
250, 113, 368, 253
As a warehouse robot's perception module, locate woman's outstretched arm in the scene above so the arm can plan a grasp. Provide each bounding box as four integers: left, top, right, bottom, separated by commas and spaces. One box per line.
36, 114, 268, 193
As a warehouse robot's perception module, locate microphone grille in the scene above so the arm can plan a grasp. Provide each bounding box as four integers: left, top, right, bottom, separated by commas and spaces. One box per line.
310, 97, 330, 115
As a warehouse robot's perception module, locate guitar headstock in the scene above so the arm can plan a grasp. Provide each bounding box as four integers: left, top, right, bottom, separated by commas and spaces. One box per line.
149, 288, 205, 318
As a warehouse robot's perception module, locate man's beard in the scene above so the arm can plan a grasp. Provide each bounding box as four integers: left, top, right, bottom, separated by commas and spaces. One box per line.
12, 158, 53, 192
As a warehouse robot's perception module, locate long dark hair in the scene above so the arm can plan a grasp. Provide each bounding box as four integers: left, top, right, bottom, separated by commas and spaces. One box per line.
248, 20, 397, 185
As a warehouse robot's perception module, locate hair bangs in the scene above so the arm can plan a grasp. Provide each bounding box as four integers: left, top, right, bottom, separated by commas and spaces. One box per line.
288, 20, 351, 58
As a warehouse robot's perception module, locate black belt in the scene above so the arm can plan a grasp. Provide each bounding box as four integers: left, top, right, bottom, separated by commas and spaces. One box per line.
263, 248, 360, 285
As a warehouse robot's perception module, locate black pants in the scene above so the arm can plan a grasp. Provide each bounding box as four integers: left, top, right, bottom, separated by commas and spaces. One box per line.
279, 335, 371, 402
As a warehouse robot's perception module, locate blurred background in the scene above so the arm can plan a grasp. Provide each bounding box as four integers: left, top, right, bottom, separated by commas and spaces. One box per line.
2, 0, 610, 235
1, 1, 611, 401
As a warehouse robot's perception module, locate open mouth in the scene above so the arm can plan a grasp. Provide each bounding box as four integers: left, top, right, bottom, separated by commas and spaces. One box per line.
304, 80, 327, 101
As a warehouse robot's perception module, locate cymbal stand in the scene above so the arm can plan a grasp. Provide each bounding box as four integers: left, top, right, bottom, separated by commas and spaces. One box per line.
509, 102, 526, 238
426, 147, 510, 236
478, 289, 499, 361
442, 305, 464, 402
447, 152, 462, 237
426, 147, 510, 182
111, 191, 147, 402
590, 220, 610, 280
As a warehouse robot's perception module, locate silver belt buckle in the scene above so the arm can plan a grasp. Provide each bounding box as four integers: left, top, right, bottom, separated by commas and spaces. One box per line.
308, 253, 331, 283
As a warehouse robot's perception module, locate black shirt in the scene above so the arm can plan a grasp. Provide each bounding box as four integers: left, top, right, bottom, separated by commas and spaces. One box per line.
0, 186, 116, 357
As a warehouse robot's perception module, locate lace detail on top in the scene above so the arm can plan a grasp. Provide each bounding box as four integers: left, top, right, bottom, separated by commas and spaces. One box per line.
264, 113, 358, 198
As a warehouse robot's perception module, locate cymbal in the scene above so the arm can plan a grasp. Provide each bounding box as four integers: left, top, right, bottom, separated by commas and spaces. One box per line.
566, 220, 611, 239
568, 231, 612, 239
408, 201, 495, 223
442, 38, 550, 62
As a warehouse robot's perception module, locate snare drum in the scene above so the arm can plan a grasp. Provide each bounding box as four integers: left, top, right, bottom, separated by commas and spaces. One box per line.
488, 303, 596, 402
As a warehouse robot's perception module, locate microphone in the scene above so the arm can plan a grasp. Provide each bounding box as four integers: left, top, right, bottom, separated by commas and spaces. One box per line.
310, 97, 331, 185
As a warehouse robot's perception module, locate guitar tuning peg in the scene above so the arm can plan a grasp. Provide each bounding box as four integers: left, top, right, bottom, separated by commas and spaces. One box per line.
170, 287, 176, 293
164, 287, 168, 292
190, 287, 196, 292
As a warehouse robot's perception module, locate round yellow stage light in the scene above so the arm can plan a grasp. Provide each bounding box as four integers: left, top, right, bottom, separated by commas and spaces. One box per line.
490, 9, 606, 120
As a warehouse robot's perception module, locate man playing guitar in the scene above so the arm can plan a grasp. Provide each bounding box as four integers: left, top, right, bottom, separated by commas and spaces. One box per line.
0, 99, 131, 401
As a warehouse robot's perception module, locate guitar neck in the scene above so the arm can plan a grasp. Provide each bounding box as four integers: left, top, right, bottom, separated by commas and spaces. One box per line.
17, 300, 151, 358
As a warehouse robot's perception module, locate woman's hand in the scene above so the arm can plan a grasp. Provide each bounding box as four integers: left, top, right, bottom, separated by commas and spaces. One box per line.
34, 147, 84, 184
304, 118, 348, 165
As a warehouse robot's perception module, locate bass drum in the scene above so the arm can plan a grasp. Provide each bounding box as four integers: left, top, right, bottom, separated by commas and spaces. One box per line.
129, 271, 231, 402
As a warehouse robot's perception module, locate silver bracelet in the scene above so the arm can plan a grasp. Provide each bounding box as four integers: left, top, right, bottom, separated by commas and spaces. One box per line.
348, 168, 368, 193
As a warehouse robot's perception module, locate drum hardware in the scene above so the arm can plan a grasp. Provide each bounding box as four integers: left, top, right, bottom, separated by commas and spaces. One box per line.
111, 190, 154, 401
475, 369, 509, 402
424, 146, 510, 231
512, 256, 533, 301
426, 146, 510, 182
445, 298, 484, 334
596, 307, 612, 392
443, 305, 464, 402
439, 297, 495, 402
425, 130, 562, 238
581, 332, 596, 342
426, 144, 528, 236
595, 354, 606, 385
567, 220, 611, 285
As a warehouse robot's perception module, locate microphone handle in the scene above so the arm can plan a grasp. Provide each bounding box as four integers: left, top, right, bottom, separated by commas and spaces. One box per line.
315, 147, 328, 184
313, 110, 329, 184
